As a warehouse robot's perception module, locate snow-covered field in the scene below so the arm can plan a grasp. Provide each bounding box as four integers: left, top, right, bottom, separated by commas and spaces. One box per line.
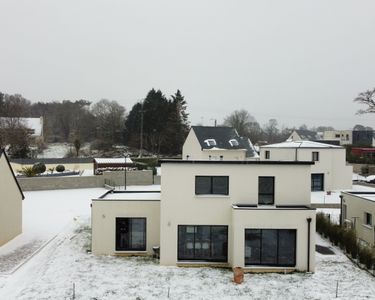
1, 187, 375, 299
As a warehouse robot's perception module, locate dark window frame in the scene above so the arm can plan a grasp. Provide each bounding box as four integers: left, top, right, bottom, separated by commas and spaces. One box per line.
312, 151, 319, 162
244, 229, 297, 267
311, 173, 324, 191
265, 150, 270, 159
195, 176, 229, 195
365, 212, 372, 226
258, 176, 275, 205
115, 217, 147, 251
177, 225, 228, 262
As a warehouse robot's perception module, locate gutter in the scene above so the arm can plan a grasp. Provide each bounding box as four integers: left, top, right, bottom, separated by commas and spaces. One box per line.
306, 217, 312, 272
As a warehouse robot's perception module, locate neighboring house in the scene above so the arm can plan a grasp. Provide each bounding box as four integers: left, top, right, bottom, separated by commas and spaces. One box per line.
288, 130, 320, 142
92, 160, 316, 272
259, 141, 352, 191
0, 149, 24, 246
182, 126, 259, 161
341, 191, 375, 247
351, 147, 375, 160
322, 130, 375, 147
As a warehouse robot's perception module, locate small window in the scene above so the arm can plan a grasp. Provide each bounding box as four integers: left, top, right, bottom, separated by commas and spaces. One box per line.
229, 139, 239, 147
258, 177, 274, 205
312, 152, 319, 162
204, 139, 216, 147
265, 150, 270, 159
116, 218, 146, 251
195, 176, 229, 195
365, 212, 372, 226
335, 134, 340, 138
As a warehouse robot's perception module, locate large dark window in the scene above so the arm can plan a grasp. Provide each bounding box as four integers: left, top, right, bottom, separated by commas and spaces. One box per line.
195, 176, 229, 195
258, 177, 275, 205
178, 225, 228, 262
116, 218, 146, 251
245, 229, 296, 267
311, 173, 324, 191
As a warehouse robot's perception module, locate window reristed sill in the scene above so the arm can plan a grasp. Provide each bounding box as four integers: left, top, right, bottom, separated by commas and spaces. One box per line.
115, 250, 148, 254
362, 224, 373, 230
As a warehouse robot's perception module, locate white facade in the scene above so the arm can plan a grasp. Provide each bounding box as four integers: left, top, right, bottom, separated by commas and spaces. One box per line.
260, 141, 352, 191
0, 151, 23, 246
160, 161, 315, 272
341, 192, 375, 247
323, 130, 352, 145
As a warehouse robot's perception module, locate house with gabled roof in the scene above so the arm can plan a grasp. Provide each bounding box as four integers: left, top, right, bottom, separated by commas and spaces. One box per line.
0, 149, 24, 246
260, 140, 352, 191
288, 130, 320, 142
182, 126, 259, 161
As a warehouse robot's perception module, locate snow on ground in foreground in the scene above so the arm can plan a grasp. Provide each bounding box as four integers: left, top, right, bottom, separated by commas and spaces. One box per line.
0, 186, 374, 299
1, 219, 375, 299
0, 188, 105, 273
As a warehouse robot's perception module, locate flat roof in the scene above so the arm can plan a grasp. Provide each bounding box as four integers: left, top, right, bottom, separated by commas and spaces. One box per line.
95, 190, 160, 201
343, 191, 375, 203
232, 204, 315, 210
160, 159, 314, 165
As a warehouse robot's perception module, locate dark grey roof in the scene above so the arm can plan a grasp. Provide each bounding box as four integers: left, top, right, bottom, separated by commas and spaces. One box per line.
0, 150, 25, 200
191, 126, 257, 157
294, 130, 319, 141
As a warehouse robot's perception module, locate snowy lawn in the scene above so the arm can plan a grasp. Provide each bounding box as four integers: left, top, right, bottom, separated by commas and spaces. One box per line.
0, 186, 374, 299
1, 219, 375, 299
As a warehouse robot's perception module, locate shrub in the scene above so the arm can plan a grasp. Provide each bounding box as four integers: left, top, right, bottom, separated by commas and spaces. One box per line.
358, 245, 375, 269
18, 166, 36, 177
343, 229, 358, 259
32, 162, 46, 174
56, 165, 65, 172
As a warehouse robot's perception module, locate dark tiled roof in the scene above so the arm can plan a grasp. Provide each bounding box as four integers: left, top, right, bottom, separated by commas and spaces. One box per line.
0, 150, 25, 200
294, 130, 319, 141
191, 126, 257, 157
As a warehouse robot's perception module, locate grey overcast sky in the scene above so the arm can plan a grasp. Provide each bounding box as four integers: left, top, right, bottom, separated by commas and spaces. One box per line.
1, 0, 375, 129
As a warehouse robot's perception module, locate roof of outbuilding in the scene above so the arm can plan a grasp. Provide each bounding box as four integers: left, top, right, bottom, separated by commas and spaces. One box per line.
0, 150, 25, 200
191, 126, 258, 158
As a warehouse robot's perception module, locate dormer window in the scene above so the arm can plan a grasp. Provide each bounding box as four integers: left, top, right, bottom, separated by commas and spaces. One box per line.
204, 139, 216, 147
229, 139, 239, 147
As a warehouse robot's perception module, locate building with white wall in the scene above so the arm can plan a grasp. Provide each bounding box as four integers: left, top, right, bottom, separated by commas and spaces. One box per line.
260, 141, 352, 191
0, 149, 24, 246
182, 126, 259, 161
92, 160, 316, 272
341, 191, 375, 247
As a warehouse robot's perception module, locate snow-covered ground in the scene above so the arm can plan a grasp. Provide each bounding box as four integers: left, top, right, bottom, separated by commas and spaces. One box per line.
311, 184, 375, 204
37, 143, 91, 158
0, 186, 374, 299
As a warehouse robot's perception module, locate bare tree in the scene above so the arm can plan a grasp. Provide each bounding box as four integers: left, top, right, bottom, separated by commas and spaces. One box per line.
354, 87, 375, 114
223, 109, 257, 137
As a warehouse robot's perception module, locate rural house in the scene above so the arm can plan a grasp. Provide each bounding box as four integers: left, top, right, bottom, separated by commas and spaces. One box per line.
182, 126, 259, 161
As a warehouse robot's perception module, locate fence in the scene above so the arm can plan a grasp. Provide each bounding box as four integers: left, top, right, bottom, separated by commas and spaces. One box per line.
17, 170, 154, 191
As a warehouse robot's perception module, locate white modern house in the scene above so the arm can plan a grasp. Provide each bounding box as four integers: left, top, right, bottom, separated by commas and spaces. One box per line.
92, 160, 316, 272
259, 141, 352, 191
182, 126, 259, 161
0, 149, 24, 246
341, 191, 375, 247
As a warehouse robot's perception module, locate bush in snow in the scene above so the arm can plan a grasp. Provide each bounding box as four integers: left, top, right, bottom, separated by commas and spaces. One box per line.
18, 166, 36, 177
32, 162, 46, 174
56, 164, 65, 172
358, 245, 374, 269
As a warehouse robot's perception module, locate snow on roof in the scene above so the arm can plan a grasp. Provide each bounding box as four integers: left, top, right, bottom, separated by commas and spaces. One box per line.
99, 191, 160, 200
94, 157, 133, 164
261, 140, 342, 149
